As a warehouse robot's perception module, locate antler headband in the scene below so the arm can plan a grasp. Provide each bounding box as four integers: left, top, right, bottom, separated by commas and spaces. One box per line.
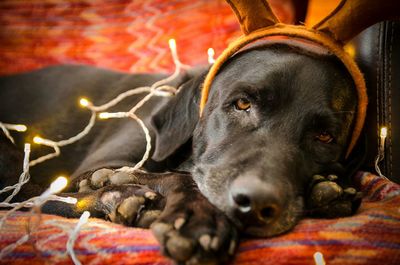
200, 0, 400, 158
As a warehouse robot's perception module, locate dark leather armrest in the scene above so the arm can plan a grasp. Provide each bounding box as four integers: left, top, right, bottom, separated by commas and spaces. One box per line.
350, 21, 400, 183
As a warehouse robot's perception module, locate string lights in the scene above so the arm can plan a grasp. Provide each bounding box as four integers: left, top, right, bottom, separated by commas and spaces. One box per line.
0, 122, 27, 144
66, 211, 90, 265
0, 144, 31, 203
0, 176, 75, 259
0, 39, 212, 262
208, 48, 215, 64
375, 126, 389, 179
313, 251, 326, 265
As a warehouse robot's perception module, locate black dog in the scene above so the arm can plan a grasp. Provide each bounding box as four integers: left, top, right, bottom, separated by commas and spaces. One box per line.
0, 41, 362, 264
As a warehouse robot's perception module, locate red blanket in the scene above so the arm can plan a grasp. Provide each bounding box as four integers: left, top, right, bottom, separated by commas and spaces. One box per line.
1, 172, 400, 265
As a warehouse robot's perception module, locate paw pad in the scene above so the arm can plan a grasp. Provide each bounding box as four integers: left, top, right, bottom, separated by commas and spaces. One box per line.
308, 174, 363, 218
91, 168, 113, 188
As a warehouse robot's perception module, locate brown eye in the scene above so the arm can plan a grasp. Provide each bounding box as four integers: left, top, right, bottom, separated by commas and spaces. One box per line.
316, 132, 333, 143
234, 98, 251, 111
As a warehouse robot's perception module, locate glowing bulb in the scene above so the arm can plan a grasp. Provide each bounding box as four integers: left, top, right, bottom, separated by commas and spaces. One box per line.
313, 252, 326, 265
380, 127, 387, 138
49, 176, 68, 194
63, 197, 78, 204
14, 124, 27, 132
33, 136, 44, 144
208, 48, 215, 64
168, 39, 176, 51
78, 211, 90, 225
99, 113, 110, 119
99, 112, 125, 119
24, 143, 31, 152
79, 98, 91, 108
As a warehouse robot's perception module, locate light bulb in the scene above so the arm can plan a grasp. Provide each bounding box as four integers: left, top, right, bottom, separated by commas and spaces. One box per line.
14, 124, 27, 132
33, 136, 44, 144
313, 252, 326, 265
49, 176, 68, 194
380, 127, 387, 138
79, 98, 91, 108
168, 39, 176, 51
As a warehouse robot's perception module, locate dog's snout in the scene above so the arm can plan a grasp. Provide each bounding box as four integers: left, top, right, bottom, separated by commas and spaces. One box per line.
230, 176, 282, 225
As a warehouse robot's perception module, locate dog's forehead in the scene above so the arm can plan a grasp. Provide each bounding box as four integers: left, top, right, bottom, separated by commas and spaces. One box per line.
211, 42, 342, 98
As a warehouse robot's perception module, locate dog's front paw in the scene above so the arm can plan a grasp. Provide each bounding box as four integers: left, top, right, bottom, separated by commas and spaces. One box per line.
77, 168, 141, 192
150, 193, 238, 265
97, 184, 163, 228
307, 174, 363, 218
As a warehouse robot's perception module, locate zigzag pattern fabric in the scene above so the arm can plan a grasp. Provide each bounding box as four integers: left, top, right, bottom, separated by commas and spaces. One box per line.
1, 172, 399, 265
0, 0, 295, 76
0, 0, 242, 75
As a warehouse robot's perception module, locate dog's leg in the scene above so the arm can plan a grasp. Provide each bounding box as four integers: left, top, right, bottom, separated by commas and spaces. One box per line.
43, 168, 238, 264
306, 174, 363, 218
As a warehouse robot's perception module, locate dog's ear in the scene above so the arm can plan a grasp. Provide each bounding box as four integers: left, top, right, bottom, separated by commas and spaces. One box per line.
151, 69, 207, 161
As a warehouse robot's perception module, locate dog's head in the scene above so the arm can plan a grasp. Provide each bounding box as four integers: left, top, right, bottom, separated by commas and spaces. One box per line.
151, 0, 399, 237
151, 40, 357, 236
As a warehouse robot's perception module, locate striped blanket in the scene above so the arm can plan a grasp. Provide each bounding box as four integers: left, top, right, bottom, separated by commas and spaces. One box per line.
1, 171, 399, 265
1, 1, 400, 264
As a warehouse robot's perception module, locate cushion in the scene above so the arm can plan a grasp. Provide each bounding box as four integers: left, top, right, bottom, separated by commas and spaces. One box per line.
1, 172, 399, 265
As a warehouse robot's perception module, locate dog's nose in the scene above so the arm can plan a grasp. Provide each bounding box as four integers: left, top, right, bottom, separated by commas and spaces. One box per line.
230, 176, 282, 225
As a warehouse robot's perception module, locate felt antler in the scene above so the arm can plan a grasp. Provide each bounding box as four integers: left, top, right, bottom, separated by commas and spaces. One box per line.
314, 0, 400, 44
226, 0, 280, 34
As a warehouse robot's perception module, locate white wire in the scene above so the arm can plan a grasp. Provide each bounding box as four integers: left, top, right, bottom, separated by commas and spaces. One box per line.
0, 122, 15, 144
2, 144, 31, 203
56, 111, 96, 147
0, 39, 191, 260
66, 211, 90, 265
374, 130, 389, 180
29, 144, 60, 167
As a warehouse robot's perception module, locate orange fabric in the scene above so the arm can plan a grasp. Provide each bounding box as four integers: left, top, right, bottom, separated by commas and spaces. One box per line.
226, 0, 280, 34
314, 0, 400, 43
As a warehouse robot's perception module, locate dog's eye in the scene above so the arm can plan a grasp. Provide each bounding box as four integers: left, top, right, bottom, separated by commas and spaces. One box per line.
315, 132, 333, 143
234, 98, 251, 111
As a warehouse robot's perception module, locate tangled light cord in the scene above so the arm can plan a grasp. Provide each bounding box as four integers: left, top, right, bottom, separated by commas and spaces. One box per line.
0, 40, 215, 264
374, 127, 389, 180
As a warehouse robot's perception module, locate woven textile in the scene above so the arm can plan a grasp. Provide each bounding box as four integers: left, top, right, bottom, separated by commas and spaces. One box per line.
1, 1, 400, 264
0, 0, 241, 75
0, 0, 296, 76
1, 172, 399, 265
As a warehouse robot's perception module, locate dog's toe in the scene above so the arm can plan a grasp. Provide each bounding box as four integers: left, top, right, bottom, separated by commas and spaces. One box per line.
78, 168, 140, 191
91, 168, 114, 188
150, 194, 238, 265
307, 174, 362, 218
98, 184, 163, 227
109, 171, 138, 185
